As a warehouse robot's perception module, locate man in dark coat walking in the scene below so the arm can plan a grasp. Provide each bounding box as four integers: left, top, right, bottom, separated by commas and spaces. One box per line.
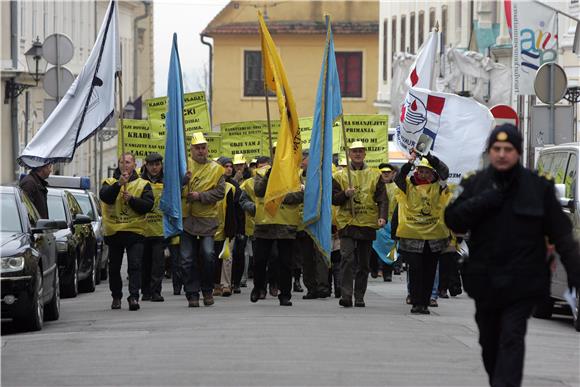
444, 124, 580, 387
19, 163, 52, 219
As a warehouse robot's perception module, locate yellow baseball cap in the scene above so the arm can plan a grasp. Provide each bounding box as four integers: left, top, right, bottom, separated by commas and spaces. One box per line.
380, 166, 393, 172
191, 132, 207, 145
349, 140, 365, 150
233, 154, 246, 165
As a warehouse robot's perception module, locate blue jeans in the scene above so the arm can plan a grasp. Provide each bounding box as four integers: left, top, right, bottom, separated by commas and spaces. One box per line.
180, 232, 215, 300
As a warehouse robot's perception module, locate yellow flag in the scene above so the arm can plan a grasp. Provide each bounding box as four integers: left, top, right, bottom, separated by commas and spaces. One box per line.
258, 11, 302, 216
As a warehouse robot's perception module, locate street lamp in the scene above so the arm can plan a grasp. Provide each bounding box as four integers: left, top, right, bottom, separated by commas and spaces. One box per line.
4, 37, 47, 102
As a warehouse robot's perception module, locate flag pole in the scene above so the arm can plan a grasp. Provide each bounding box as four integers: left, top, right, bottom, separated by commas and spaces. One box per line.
117, 71, 127, 189
264, 87, 274, 160
340, 116, 355, 217
431, 22, 439, 92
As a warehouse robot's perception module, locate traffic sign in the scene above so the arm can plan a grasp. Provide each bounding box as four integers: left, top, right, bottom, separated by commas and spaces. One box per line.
490, 104, 519, 127
534, 63, 567, 104
43, 66, 75, 99
43, 33, 74, 65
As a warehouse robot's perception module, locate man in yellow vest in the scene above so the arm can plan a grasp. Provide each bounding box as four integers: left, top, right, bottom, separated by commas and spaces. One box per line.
100, 152, 154, 311
140, 152, 165, 302
180, 132, 225, 308
332, 141, 388, 308
395, 150, 450, 315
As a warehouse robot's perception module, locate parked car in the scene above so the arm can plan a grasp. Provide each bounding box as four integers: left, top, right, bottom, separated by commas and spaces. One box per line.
44, 176, 108, 283
1, 186, 67, 331
68, 189, 108, 284
535, 142, 579, 331
46, 188, 96, 298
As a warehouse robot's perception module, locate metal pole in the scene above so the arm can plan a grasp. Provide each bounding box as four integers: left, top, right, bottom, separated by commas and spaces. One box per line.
549, 64, 555, 145
264, 90, 274, 160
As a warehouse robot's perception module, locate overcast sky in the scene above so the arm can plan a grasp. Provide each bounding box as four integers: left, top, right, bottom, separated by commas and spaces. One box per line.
153, 0, 229, 97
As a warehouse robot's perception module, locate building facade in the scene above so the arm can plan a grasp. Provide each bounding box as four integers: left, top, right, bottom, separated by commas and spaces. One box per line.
1, 0, 154, 188
376, 0, 579, 130
202, 0, 379, 128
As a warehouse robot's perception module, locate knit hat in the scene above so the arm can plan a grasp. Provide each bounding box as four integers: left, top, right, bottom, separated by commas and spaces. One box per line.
487, 124, 523, 154
217, 156, 233, 166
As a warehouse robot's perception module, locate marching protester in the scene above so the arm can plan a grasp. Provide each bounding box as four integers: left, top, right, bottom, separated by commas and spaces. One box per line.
140, 152, 166, 302
252, 154, 303, 306
213, 156, 238, 297
180, 133, 225, 308
298, 150, 330, 299
332, 141, 388, 308
371, 163, 399, 282
100, 152, 154, 311
444, 124, 580, 387
394, 150, 450, 314
19, 163, 52, 219
231, 154, 250, 294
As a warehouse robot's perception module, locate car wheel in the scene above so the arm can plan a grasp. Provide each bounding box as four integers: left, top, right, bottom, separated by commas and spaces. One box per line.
79, 254, 96, 293
16, 266, 43, 331
574, 291, 580, 332
533, 296, 554, 319
62, 258, 79, 298
44, 267, 60, 321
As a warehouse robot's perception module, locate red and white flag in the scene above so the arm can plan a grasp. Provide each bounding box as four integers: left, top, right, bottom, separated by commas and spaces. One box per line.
396, 87, 494, 184
406, 31, 439, 89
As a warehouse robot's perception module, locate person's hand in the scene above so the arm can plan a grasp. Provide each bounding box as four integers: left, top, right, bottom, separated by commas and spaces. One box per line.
378, 218, 386, 227
408, 149, 418, 162
234, 170, 243, 182
345, 188, 356, 198
122, 190, 132, 203
183, 171, 192, 184
118, 172, 129, 186
300, 184, 305, 192
187, 191, 201, 202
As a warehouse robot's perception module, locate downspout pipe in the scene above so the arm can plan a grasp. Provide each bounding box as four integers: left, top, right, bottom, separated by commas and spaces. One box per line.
133, 1, 151, 101
201, 34, 213, 123
11, 0, 19, 181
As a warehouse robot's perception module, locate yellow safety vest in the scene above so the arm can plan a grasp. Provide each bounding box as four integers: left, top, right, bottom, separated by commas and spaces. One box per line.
182, 158, 224, 219
240, 177, 256, 236
254, 166, 300, 227
101, 177, 149, 237
334, 167, 381, 230
144, 180, 163, 238
395, 178, 451, 240
215, 182, 235, 242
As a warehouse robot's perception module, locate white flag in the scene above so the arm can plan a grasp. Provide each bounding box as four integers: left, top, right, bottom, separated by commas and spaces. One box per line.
511, 1, 558, 96
406, 31, 439, 89
18, 0, 120, 168
396, 87, 494, 185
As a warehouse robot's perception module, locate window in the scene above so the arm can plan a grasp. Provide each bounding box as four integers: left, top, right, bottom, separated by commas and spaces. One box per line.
429, 8, 436, 32
47, 195, 67, 221
410, 13, 416, 54
419, 11, 425, 47
336, 52, 362, 98
401, 15, 406, 52
244, 51, 266, 97
565, 153, 577, 199
383, 20, 388, 81
1, 194, 22, 233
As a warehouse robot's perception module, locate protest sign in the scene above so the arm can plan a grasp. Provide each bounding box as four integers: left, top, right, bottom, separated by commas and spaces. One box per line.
117, 119, 164, 159
220, 121, 263, 158
342, 114, 389, 167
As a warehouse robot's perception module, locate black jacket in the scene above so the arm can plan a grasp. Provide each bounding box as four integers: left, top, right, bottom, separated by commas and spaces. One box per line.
19, 172, 49, 219
444, 164, 580, 304
99, 169, 154, 215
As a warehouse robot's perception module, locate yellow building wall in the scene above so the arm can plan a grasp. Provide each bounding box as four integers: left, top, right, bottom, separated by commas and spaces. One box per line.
212, 33, 378, 126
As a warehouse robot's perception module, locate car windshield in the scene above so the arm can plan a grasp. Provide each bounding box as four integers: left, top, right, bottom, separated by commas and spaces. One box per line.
0, 193, 22, 233
47, 195, 67, 221
72, 193, 95, 220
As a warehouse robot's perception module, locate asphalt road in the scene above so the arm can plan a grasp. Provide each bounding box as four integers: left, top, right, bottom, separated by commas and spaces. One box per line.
2, 273, 579, 387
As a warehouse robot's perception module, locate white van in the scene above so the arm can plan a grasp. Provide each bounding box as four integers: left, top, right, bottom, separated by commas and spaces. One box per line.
535, 142, 579, 331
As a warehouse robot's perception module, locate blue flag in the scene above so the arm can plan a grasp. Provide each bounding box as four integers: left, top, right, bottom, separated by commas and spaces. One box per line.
159, 33, 186, 238
303, 17, 342, 263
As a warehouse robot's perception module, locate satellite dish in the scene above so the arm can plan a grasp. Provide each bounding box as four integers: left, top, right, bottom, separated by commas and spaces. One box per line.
43, 66, 75, 99
43, 33, 74, 65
